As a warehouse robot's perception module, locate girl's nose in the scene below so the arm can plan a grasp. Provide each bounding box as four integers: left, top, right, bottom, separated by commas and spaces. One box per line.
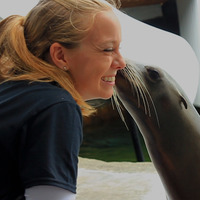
113, 51, 126, 70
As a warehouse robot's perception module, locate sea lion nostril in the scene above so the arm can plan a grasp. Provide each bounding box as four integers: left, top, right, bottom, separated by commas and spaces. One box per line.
146, 67, 160, 81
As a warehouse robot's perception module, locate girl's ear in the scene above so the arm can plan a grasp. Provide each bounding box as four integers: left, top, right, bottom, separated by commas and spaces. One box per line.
49, 42, 69, 70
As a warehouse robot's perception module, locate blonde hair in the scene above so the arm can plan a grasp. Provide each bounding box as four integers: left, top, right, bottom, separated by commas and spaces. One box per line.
0, 0, 121, 116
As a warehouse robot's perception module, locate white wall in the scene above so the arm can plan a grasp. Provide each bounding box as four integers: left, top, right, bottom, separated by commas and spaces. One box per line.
120, 4, 199, 104
0, 0, 38, 19
176, 0, 200, 106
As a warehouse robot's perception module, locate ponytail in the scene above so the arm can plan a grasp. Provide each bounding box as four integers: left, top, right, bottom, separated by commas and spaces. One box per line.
0, 15, 95, 116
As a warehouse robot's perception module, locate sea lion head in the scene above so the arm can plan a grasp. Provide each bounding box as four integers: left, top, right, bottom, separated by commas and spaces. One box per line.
114, 59, 188, 129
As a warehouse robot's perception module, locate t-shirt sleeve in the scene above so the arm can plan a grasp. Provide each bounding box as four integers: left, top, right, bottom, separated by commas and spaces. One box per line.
18, 101, 83, 194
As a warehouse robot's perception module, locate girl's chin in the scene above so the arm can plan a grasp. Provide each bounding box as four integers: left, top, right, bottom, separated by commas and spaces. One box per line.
81, 86, 114, 100
99, 91, 114, 100
85, 92, 113, 101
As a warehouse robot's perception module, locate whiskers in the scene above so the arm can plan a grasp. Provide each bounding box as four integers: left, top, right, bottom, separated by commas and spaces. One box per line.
112, 63, 160, 128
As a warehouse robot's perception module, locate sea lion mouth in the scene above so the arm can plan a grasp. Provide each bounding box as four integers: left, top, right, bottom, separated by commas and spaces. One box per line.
113, 62, 160, 128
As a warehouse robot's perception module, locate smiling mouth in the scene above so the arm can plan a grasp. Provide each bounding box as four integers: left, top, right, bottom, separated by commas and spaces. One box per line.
101, 76, 115, 82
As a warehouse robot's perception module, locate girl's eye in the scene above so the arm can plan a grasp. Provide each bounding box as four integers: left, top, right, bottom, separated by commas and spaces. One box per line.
104, 48, 114, 52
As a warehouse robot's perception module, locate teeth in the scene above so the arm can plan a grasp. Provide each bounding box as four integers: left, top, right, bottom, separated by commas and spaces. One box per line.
102, 77, 115, 82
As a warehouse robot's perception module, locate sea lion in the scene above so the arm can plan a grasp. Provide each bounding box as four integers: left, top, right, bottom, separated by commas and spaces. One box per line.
113, 59, 200, 200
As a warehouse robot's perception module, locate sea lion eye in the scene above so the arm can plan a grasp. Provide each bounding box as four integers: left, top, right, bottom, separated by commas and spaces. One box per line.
146, 67, 160, 81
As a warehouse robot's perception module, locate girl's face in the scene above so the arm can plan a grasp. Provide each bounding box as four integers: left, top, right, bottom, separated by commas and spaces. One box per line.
65, 11, 126, 100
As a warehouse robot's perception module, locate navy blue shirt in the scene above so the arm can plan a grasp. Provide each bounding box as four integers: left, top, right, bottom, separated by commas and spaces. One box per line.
0, 81, 83, 200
